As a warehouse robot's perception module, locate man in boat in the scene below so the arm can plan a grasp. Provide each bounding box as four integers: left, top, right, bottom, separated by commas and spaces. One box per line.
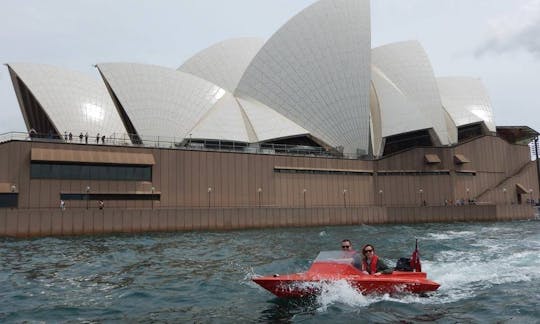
340, 239, 356, 256
352, 244, 393, 275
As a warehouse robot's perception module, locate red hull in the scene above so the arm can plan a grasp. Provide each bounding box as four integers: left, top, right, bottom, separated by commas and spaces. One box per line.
253, 261, 440, 298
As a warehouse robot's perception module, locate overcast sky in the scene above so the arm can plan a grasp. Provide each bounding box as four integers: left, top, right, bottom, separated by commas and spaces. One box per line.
1, 0, 539, 134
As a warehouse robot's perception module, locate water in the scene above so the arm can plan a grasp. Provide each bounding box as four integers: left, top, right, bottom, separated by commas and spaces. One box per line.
1, 220, 539, 323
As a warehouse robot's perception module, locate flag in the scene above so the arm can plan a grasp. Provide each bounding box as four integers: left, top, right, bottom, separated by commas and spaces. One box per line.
410, 239, 422, 272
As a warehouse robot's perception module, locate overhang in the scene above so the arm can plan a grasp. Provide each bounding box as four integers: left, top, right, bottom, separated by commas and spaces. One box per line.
515, 183, 528, 194
454, 154, 471, 164
496, 126, 539, 144
31, 148, 155, 165
424, 154, 441, 164
0, 183, 17, 193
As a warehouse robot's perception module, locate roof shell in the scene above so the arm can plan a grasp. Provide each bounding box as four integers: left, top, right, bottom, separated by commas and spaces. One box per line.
437, 77, 496, 132
237, 96, 309, 142
236, 0, 372, 155
97, 63, 225, 142
178, 37, 265, 93
188, 92, 255, 142
7, 63, 126, 137
371, 41, 456, 145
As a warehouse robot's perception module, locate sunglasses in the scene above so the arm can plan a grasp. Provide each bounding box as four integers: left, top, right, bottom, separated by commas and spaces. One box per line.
341, 245, 351, 249
363, 249, 373, 253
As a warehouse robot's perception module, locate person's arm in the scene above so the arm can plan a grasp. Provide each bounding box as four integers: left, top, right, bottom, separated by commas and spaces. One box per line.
351, 253, 362, 270
375, 258, 393, 275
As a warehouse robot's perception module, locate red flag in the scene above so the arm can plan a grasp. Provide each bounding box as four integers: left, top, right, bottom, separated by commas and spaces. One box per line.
410, 239, 422, 272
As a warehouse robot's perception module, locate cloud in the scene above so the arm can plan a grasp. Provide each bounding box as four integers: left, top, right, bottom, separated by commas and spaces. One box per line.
476, 0, 540, 58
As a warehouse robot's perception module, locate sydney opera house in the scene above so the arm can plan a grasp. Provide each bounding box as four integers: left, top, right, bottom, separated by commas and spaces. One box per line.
0, 0, 538, 236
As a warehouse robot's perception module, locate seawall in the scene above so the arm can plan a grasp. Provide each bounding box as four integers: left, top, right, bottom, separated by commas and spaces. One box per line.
0, 205, 534, 237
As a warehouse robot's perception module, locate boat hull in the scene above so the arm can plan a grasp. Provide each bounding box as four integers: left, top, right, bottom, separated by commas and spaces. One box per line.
253, 261, 440, 298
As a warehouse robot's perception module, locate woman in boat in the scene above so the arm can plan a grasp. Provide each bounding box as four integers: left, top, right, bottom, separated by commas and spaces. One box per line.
353, 244, 393, 276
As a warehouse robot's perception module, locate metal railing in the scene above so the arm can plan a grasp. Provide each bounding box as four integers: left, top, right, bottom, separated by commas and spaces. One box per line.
0, 131, 362, 159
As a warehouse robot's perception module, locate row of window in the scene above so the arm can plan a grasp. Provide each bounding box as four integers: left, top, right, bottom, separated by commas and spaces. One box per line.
60, 193, 160, 201
274, 168, 373, 175
377, 171, 451, 176
275, 169, 466, 176
31, 163, 152, 181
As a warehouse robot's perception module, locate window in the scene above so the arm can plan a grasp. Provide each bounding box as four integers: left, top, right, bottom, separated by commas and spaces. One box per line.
31, 162, 152, 181
0, 193, 18, 208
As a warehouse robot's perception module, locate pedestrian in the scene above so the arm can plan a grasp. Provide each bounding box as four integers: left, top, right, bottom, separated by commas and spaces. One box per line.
98, 200, 104, 210
84, 132, 88, 144
60, 199, 66, 211
101, 135, 106, 144
79, 132, 83, 142
69, 132, 73, 142
96, 133, 100, 143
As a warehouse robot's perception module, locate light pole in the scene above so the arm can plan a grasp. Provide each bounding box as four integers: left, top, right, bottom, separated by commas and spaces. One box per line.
343, 189, 347, 208
151, 186, 155, 209
502, 187, 507, 204
86, 186, 91, 210
10, 184, 16, 209
466, 188, 470, 204
303, 189, 307, 208
378, 189, 383, 206
257, 188, 262, 208
207, 187, 212, 208
419, 188, 424, 206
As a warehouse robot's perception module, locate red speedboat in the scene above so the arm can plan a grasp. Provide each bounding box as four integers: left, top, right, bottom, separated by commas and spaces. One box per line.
253, 251, 440, 298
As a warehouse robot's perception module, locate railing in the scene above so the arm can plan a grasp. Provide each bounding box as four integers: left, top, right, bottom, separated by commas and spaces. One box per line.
0, 131, 363, 159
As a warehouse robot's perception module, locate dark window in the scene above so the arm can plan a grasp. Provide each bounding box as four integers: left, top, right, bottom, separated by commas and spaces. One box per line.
0, 193, 18, 208
31, 162, 152, 181
60, 193, 160, 201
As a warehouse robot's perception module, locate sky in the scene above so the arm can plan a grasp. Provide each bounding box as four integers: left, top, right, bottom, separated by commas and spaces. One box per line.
0, 0, 539, 135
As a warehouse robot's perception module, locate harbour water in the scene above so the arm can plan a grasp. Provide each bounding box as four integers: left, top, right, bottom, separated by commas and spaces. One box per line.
1, 220, 539, 323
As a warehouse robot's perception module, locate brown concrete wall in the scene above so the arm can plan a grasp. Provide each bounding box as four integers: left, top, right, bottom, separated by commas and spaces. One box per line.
0, 135, 537, 223
0, 205, 534, 237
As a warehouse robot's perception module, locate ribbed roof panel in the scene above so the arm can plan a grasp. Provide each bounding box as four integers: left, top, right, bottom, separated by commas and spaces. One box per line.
236, 0, 371, 155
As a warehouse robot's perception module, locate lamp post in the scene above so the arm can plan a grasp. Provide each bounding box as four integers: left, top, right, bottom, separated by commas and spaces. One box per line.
10, 184, 16, 210
502, 187, 507, 204
151, 186, 155, 209
303, 189, 307, 208
378, 189, 383, 206
419, 188, 424, 206
207, 187, 212, 208
343, 189, 347, 208
86, 186, 91, 210
466, 188, 470, 204
257, 188, 262, 208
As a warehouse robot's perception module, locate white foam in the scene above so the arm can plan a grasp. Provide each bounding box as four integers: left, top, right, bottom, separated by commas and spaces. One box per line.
426, 230, 476, 240
315, 280, 376, 311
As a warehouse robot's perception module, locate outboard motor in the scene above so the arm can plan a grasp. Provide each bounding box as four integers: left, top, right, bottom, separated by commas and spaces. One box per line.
395, 257, 414, 271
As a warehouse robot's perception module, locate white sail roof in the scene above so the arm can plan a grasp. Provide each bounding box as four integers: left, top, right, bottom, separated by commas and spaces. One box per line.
371, 41, 457, 145
178, 37, 265, 93
188, 92, 255, 143
7, 63, 126, 137
437, 77, 496, 132
237, 97, 309, 143
236, 0, 372, 155
97, 63, 225, 141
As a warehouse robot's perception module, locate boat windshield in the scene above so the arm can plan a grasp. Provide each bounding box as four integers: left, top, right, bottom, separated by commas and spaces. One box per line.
313, 251, 356, 263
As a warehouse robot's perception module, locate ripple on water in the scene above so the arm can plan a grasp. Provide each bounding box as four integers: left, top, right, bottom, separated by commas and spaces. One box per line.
0, 221, 539, 322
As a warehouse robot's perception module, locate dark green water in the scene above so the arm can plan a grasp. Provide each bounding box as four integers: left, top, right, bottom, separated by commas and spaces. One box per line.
1, 220, 539, 323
